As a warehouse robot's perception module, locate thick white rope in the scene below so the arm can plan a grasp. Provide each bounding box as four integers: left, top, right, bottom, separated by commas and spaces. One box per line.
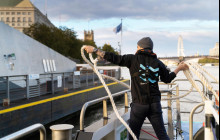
161, 85, 194, 101
186, 62, 219, 102
193, 62, 219, 84
183, 70, 207, 102
81, 46, 219, 139
81, 46, 138, 140
102, 74, 130, 89
81, 47, 130, 89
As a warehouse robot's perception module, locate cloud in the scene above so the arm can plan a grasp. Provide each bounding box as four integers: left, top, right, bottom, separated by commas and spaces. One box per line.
77, 27, 218, 57
30, 0, 219, 57
32, 0, 219, 21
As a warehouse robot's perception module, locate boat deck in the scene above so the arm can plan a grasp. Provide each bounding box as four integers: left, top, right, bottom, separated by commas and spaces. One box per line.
82, 101, 169, 140
140, 100, 168, 140
140, 121, 159, 140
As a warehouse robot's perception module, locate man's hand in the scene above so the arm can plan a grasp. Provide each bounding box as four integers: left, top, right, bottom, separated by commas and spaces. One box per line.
174, 62, 189, 75
84, 45, 95, 53
178, 62, 189, 71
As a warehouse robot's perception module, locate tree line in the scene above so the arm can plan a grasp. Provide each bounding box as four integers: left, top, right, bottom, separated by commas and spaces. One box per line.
198, 58, 219, 64
24, 24, 118, 63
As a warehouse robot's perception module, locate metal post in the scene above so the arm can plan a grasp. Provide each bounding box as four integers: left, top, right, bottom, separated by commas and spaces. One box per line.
93, 72, 95, 84
38, 79, 40, 96
72, 72, 74, 89
79, 75, 81, 88
86, 71, 88, 87
73, 74, 75, 89
103, 99, 108, 125
6, 76, 10, 100
50, 124, 74, 140
63, 73, 65, 88
189, 103, 205, 140
176, 86, 182, 131
208, 91, 213, 100
26, 75, 30, 99
167, 92, 174, 139
124, 92, 129, 113
205, 100, 214, 140
52, 74, 54, 94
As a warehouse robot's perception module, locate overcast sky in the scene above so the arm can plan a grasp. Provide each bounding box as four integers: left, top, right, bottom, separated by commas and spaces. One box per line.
31, 0, 219, 56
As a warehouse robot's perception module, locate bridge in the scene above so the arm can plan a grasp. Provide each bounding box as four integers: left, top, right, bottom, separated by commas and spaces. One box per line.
158, 36, 219, 65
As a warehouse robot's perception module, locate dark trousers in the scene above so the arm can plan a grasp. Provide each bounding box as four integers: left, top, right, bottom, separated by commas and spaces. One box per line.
129, 102, 170, 140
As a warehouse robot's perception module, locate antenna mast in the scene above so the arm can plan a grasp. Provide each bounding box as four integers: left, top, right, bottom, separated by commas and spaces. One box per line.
45, 0, 47, 16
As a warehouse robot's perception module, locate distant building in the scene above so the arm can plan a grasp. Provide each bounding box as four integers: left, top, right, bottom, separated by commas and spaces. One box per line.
84, 30, 94, 41
194, 51, 199, 56
209, 42, 219, 56
0, 0, 53, 32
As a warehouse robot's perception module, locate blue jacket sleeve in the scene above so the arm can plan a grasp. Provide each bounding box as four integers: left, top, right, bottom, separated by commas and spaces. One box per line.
104, 52, 134, 68
158, 60, 176, 83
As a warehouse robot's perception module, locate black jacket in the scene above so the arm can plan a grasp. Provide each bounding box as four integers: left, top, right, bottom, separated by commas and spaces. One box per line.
104, 50, 176, 104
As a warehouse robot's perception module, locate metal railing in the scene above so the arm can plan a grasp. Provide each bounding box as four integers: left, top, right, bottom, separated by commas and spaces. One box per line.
0, 69, 119, 104
159, 80, 207, 139
169, 79, 219, 140
172, 79, 206, 94
189, 99, 219, 140
79, 89, 131, 131
0, 124, 46, 140
78, 81, 188, 139
2, 78, 218, 140
79, 82, 182, 139
159, 82, 181, 139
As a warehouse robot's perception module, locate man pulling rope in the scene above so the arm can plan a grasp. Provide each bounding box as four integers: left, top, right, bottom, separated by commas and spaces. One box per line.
84, 37, 189, 140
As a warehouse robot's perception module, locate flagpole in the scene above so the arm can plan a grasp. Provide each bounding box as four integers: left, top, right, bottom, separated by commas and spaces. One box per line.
120, 18, 123, 55
119, 18, 123, 79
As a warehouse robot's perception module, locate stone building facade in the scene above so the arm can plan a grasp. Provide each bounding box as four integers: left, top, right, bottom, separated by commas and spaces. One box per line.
84, 30, 94, 41
0, 0, 53, 32
209, 42, 219, 57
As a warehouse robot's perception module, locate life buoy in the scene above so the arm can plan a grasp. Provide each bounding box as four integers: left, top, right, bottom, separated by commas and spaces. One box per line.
216, 90, 219, 114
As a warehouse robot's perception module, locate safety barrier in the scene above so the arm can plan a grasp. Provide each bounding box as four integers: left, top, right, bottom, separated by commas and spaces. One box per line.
79, 89, 131, 131
0, 124, 46, 140
0, 70, 119, 105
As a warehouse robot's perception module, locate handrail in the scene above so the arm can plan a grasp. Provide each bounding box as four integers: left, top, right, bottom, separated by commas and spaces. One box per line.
189, 103, 205, 140
0, 69, 118, 104
0, 124, 46, 140
0, 69, 116, 78
172, 79, 206, 94
189, 101, 220, 140
167, 84, 179, 92
80, 89, 130, 131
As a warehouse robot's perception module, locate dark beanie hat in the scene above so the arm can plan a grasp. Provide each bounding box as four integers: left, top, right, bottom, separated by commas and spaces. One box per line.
137, 37, 154, 50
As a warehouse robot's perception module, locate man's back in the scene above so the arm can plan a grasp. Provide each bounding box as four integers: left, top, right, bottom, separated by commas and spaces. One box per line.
104, 49, 176, 105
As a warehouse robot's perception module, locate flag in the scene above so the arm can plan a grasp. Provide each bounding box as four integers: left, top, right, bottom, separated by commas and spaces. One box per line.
113, 23, 122, 34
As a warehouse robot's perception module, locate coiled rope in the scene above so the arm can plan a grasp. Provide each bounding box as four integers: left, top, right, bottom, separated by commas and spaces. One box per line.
161, 85, 194, 101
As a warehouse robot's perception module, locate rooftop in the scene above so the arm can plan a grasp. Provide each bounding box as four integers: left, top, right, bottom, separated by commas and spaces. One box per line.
0, 0, 34, 8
